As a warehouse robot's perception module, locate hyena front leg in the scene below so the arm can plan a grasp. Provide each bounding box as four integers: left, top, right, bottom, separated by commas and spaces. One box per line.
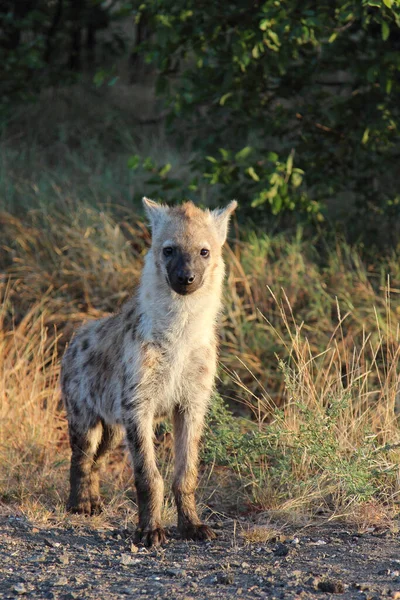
172, 404, 216, 541
125, 414, 166, 547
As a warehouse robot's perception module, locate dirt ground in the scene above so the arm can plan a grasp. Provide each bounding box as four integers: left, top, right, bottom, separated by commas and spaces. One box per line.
1, 513, 400, 600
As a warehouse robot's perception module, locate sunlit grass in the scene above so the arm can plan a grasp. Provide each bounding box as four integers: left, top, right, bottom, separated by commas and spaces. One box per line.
1, 204, 400, 527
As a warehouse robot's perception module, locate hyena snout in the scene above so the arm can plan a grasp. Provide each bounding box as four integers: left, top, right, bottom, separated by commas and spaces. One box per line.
166, 250, 206, 295
177, 269, 195, 286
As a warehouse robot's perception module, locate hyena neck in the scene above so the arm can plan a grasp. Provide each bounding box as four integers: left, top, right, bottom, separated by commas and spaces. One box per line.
136, 250, 224, 343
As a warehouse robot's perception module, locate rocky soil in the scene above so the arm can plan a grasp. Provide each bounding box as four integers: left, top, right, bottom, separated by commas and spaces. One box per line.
1, 515, 400, 599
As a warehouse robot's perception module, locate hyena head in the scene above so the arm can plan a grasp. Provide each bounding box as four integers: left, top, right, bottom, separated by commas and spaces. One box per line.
143, 197, 237, 296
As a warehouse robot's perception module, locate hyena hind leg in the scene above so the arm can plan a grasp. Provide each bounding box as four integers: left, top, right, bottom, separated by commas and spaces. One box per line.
90, 422, 123, 514
67, 420, 121, 515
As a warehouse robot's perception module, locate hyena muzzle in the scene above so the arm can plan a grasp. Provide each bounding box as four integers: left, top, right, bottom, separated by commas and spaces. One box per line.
61, 197, 237, 546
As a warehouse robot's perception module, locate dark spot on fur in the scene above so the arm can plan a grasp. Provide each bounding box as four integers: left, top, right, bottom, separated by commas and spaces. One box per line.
121, 392, 132, 410
126, 425, 141, 454
109, 391, 116, 412
134, 462, 144, 476
70, 399, 81, 418
122, 370, 128, 389
125, 308, 135, 322
61, 372, 70, 390
81, 339, 90, 351
98, 318, 114, 337
100, 355, 109, 372
84, 351, 98, 368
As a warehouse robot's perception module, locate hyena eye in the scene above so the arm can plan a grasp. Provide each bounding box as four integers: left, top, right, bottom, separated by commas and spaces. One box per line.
163, 247, 173, 257
200, 248, 210, 258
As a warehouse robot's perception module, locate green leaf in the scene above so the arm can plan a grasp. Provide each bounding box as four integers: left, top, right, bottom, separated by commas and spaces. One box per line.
235, 146, 253, 161
247, 166, 260, 181
143, 157, 156, 171
219, 92, 232, 106
267, 30, 280, 47
291, 172, 303, 188
383, 0, 392, 7
219, 147, 230, 160
127, 155, 141, 170
93, 70, 106, 87
159, 163, 172, 177
381, 21, 390, 41
286, 152, 294, 176
361, 128, 370, 144
328, 32, 337, 43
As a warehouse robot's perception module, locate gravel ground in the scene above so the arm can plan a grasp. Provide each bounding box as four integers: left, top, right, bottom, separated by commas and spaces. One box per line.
1, 515, 400, 599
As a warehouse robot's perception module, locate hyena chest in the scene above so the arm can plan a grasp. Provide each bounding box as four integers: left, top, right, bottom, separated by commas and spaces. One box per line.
139, 341, 197, 415
130, 334, 215, 417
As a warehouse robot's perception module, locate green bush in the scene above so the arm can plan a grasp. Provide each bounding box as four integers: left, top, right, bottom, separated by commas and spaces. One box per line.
134, 0, 400, 240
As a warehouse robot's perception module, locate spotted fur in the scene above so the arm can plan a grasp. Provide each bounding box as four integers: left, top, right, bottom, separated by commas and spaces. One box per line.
61, 198, 237, 546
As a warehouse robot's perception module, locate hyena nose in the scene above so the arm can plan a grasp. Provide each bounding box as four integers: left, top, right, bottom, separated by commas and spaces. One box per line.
178, 272, 196, 285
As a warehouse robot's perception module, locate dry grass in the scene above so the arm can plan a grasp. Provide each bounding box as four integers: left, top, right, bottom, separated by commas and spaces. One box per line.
1, 205, 400, 526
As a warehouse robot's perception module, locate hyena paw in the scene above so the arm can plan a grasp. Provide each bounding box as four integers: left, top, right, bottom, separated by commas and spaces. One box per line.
180, 523, 217, 541
67, 498, 92, 515
135, 526, 167, 547
90, 500, 103, 516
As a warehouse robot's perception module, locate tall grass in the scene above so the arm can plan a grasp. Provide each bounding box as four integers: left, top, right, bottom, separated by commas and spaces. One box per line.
2, 205, 400, 525
1, 89, 400, 525
213, 288, 400, 521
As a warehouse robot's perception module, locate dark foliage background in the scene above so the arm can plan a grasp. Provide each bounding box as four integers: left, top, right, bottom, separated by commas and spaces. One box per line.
2, 0, 400, 245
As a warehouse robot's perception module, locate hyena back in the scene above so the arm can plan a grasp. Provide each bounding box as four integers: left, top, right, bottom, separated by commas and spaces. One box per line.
61, 197, 237, 546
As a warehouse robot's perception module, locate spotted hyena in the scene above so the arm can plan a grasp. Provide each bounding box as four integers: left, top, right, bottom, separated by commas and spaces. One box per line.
60, 197, 237, 546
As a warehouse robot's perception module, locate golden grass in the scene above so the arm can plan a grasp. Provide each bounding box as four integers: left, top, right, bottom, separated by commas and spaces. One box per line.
1, 206, 400, 526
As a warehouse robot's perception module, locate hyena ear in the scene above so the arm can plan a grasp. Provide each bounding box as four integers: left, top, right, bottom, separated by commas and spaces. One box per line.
142, 197, 169, 231
211, 200, 238, 245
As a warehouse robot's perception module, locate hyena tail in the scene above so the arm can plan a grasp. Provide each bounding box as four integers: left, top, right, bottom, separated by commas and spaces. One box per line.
67, 419, 122, 515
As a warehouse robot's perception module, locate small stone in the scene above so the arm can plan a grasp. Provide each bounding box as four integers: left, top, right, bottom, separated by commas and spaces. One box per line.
311, 539, 327, 546
130, 543, 139, 553
54, 576, 68, 586
44, 538, 61, 548
354, 583, 371, 591
58, 553, 69, 565
13, 583, 27, 595
188, 582, 198, 590
120, 553, 141, 566
317, 579, 345, 593
274, 543, 289, 557
217, 572, 235, 585
166, 569, 186, 578
291, 570, 302, 579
